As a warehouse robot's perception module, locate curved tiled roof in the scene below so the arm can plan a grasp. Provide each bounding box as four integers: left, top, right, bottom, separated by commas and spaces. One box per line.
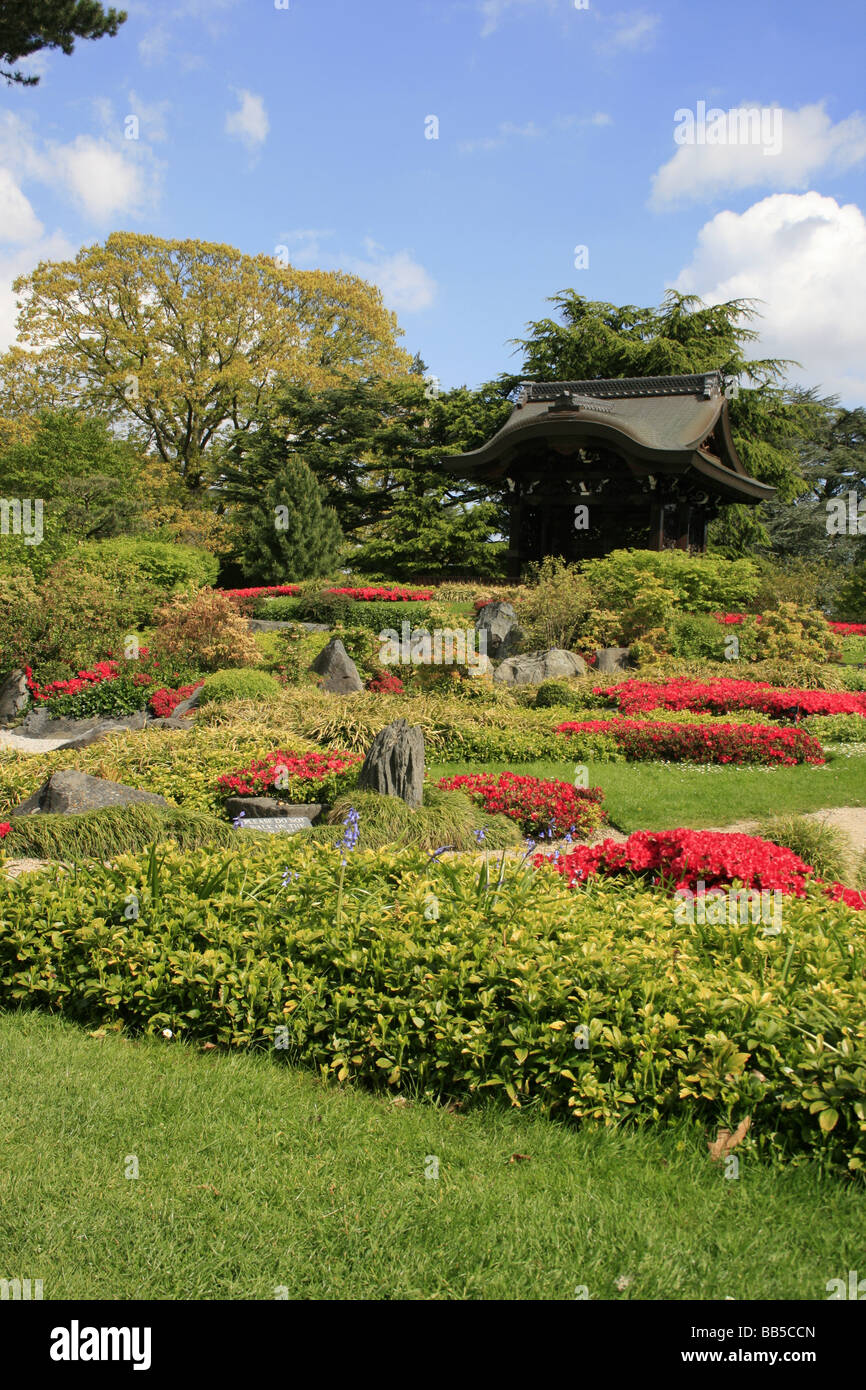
441, 371, 776, 503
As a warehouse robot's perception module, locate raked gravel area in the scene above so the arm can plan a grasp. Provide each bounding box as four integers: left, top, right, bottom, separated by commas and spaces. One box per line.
0, 731, 73, 755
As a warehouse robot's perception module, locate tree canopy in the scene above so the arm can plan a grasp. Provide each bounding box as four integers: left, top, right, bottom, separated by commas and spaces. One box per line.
0, 233, 412, 490
218, 375, 512, 579
1, 0, 126, 85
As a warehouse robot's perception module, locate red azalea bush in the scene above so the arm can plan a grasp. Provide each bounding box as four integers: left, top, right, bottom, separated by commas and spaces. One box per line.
534, 827, 866, 909
0, 822, 9, 839
325, 586, 433, 601
26, 660, 124, 703
830, 621, 866, 636
148, 682, 204, 718
437, 771, 606, 838
222, 584, 301, 600
557, 717, 825, 766
365, 670, 405, 693
217, 749, 363, 802
597, 676, 866, 720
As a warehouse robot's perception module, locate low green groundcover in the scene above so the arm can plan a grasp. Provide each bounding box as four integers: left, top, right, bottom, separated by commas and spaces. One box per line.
1, 840, 863, 1174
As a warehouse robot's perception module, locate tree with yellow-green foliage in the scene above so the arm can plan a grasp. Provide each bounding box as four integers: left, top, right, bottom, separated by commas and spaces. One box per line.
1, 232, 412, 490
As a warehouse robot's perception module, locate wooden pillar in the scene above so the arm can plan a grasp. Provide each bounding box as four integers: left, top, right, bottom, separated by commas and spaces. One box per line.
648, 501, 664, 550
675, 502, 691, 551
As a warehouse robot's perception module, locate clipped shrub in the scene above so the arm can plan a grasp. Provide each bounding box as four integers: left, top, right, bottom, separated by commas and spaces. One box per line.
149, 587, 262, 673
802, 712, 866, 743
198, 668, 282, 707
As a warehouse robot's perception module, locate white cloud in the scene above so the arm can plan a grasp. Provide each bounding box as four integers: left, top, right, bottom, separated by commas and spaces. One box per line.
651, 101, 866, 207
597, 10, 659, 52
670, 192, 866, 402
0, 170, 44, 244
225, 89, 269, 150
345, 240, 436, 314
56, 136, 151, 220
0, 231, 78, 350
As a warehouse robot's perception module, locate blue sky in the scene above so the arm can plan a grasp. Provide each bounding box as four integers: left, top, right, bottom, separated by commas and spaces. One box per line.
2, 0, 865, 401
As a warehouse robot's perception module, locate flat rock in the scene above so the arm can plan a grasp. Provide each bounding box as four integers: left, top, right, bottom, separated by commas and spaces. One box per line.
11, 770, 169, 817
357, 717, 424, 807
56, 723, 144, 750
225, 796, 323, 822
310, 638, 363, 694
235, 816, 312, 835
18, 708, 147, 738
594, 646, 633, 675
494, 649, 587, 686
0, 669, 29, 723
475, 601, 523, 659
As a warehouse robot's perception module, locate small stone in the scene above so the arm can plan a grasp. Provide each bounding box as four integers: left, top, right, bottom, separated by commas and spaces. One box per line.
594, 646, 633, 674
225, 796, 322, 822
235, 816, 312, 835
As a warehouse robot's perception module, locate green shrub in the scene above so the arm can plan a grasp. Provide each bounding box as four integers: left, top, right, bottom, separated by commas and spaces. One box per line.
582, 549, 759, 614
198, 669, 282, 706
0, 562, 141, 684
753, 604, 842, 664
2, 803, 237, 860
670, 613, 733, 662
515, 557, 596, 651
802, 713, 866, 743
77, 539, 218, 612
835, 561, 866, 623
251, 596, 302, 620
754, 815, 853, 884
1, 843, 863, 1173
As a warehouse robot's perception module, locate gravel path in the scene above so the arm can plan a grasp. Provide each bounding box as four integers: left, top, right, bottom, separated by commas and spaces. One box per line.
0, 731, 71, 754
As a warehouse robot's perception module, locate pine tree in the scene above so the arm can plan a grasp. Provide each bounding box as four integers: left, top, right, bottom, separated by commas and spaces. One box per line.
231, 449, 343, 583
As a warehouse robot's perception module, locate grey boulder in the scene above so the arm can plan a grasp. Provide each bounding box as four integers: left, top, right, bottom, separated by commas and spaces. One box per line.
475, 601, 523, 659
594, 646, 633, 675
11, 770, 169, 816
357, 717, 424, 808
0, 669, 29, 723
494, 649, 587, 686
310, 638, 363, 694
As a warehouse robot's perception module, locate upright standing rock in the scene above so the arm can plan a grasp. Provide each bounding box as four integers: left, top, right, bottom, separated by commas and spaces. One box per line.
358, 718, 425, 807
310, 638, 364, 694
475, 601, 523, 659
0, 670, 29, 723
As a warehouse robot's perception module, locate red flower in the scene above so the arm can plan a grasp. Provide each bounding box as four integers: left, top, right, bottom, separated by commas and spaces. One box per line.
437, 771, 605, 838
0, 822, 10, 839
556, 716, 824, 766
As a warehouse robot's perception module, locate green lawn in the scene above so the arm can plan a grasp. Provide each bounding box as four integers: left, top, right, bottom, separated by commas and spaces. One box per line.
430, 752, 866, 833
0, 1011, 863, 1301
